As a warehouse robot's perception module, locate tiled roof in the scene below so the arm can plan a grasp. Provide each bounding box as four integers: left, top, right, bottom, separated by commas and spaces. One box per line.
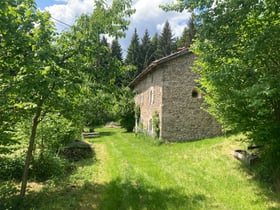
128, 48, 191, 88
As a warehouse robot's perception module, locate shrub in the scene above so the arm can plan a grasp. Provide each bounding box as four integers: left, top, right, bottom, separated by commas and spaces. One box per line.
115, 88, 136, 132
31, 153, 67, 182
152, 111, 160, 138
119, 112, 135, 132
0, 151, 25, 181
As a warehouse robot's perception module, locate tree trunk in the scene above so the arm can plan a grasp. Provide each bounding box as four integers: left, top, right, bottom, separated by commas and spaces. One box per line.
20, 103, 42, 198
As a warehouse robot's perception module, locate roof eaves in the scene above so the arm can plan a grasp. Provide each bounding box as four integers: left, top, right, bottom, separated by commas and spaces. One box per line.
128, 48, 190, 88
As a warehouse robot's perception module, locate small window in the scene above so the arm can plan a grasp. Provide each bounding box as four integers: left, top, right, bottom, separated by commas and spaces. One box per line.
192, 89, 201, 98
149, 87, 154, 104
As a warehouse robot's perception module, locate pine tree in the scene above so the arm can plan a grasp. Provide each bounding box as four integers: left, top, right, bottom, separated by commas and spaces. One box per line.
176, 27, 190, 48
125, 28, 142, 79
111, 39, 123, 62
188, 14, 196, 46
140, 29, 153, 69
176, 15, 196, 49
151, 33, 159, 60
157, 21, 176, 57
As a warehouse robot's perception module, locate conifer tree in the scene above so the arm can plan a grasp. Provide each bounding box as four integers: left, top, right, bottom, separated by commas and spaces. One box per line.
140, 29, 153, 69
111, 39, 123, 62
151, 33, 160, 60
125, 28, 142, 79
157, 21, 176, 57
176, 27, 190, 48
176, 15, 196, 49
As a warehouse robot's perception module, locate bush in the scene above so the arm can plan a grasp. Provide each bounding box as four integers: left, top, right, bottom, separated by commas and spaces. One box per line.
0, 151, 25, 181
31, 153, 68, 182
115, 88, 136, 132
119, 112, 135, 132
60, 140, 95, 161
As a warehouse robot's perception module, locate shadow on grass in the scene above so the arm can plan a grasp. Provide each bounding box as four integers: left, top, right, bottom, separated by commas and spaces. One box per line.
99, 178, 206, 210
98, 131, 115, 137
236, 161, 280, 210
5, 178, 206, 210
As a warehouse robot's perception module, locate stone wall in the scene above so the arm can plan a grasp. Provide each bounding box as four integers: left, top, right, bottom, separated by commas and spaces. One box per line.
161, 53, 221, 141
134, 67, 163, 136
133, 52, 221, 141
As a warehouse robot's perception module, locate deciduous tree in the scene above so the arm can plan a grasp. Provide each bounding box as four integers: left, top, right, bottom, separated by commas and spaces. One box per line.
0, 0, 134, 198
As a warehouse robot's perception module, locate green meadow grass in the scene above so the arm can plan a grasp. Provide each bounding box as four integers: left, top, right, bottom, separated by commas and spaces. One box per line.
11, 127, 280, 209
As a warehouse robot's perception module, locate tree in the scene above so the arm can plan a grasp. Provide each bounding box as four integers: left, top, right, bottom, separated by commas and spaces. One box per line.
125, 28, 142, 79
111, 39, 123, 62
114, 88, 135, 132
187, 14, 196, 45
140, 29, 154, 69
151, 33, 160, 60
0, 1, 63, 197
176, 14, 196, 48
0, 0, 134, 198
157, 20, 176, 57
176, 27, 189, 49
164, 0, 280, 176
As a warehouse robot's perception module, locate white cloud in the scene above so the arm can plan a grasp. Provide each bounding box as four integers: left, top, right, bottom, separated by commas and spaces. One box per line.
45, 0, 94, 31
44, 0, 191, 53
120, 0, 191, 52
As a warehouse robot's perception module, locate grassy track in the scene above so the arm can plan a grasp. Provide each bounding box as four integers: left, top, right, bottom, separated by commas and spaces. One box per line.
18, 127, 280, 209
90, 128, 279, 210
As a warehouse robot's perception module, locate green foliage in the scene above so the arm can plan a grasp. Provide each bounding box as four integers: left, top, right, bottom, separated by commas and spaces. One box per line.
157, 21, 176, 57
111, 39, 123, 62
37, 114, 82, 152
115, 88, 136, 132
152, 111, 160, 138
140, 29, 154, 69
176, 14, 196, 49
125, 28, 142, 80
0, 182, 19, 210
134, 105, 141, 120
31, 153, 67, 182
0, 149, 25, 181
0, 0, 135, 197
166, 0, 280, 179
11, 114, 81, 153
80, 89, 116, 129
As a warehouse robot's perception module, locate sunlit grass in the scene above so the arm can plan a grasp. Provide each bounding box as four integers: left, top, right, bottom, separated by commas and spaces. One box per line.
3, 127, 279, 209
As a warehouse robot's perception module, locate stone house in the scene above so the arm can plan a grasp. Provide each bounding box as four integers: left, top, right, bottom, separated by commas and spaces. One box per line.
129, 48, 221, 141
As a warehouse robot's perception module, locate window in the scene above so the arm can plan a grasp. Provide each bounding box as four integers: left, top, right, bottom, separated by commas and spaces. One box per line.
149, 87, 154, 104
192, 89, 201, 99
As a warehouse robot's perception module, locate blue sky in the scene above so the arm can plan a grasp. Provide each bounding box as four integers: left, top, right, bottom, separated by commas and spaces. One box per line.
36, 0, 61, 10
35, 0, 191, 53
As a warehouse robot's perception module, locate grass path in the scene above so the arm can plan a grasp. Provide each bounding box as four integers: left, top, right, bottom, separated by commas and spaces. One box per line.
88, 128, 280, 210
19, 127, 280, 209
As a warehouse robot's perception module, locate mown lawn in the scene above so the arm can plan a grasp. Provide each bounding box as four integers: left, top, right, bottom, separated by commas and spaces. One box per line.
13, 128, 280, 209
